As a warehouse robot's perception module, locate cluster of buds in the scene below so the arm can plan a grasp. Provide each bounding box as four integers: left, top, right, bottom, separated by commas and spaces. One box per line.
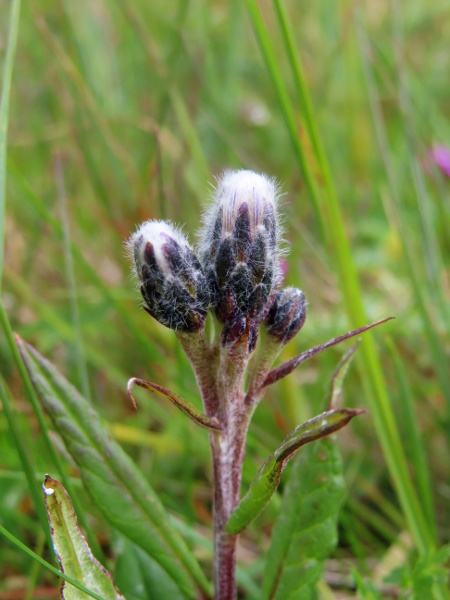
127, 170, 306, 353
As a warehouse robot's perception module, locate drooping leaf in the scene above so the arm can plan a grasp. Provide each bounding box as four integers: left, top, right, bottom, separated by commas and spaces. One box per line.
17, 336, 212, 600
226, 408, 363, 535
262, 437, 345, 600
43, 475, 124, 600
127, 377, 222, 430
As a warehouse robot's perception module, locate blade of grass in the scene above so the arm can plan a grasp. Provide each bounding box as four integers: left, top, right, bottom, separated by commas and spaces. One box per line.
171, 87, 211, 194
355, 15, 450, 419
244, 0, 327, 237
390, 0, 449, 331
0, 300, 105, 562
34, 13, 139, 192
246, 0, 435, 554
386, 337, 435, 531
0, 523, 106, 600
0, 376, 52, 550
54, 151, 91, 401
7, 158, 164, 363
0, 0, 21, 290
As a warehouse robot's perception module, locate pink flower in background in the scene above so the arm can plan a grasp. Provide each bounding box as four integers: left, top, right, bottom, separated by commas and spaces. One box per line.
427, 145, 450, 177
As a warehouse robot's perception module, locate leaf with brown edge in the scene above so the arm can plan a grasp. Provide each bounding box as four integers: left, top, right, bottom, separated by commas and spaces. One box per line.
43, 475, 125, 600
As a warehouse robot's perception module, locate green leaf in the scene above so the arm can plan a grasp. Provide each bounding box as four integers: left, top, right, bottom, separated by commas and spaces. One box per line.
115, 539, 184, 600
43, 475, 124, 600
262, 437, 346, 600
17, 337, 212, 600
384, 544, 450, 599
226, 408, 363, 535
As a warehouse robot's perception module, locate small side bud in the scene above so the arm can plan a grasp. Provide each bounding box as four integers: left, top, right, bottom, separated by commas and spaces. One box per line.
199, 170, 282, 328
127, 220, 208, 332
266, 288, 306, 344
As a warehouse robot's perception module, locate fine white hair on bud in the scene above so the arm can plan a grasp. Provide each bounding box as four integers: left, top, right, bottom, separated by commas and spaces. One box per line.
198, 170, 283, 350
127, 219, 209, 332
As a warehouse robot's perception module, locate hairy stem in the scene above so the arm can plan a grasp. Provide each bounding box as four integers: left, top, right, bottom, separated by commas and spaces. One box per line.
179, 327, 254, 599
209, 402, 250, 600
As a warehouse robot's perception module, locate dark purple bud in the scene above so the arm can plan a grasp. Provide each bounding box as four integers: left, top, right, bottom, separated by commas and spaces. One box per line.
128, 220, 209, 333
266, 288, 307, 344
199, 171, 282, 325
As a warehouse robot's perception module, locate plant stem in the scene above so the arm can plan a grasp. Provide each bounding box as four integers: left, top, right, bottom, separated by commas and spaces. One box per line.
209, 426, 244, 600
178, 330, 253, 599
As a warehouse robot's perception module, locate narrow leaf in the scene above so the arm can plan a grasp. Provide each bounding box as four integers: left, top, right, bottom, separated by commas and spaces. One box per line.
262, 438, 345, 600
226, 408, 363, 535
263, 318, 393, 389
329, 341, 360, 408
43, 475, 124, 600
115, 539, 184, 600
17, 336, 212, 600
127, 377, 222, 430
0, 0, 20, 288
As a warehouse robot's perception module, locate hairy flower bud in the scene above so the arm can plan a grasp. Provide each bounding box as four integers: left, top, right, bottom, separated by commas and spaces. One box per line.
266, 288, 306, 344
199, 171, 282, 337
128, 220, 208, 332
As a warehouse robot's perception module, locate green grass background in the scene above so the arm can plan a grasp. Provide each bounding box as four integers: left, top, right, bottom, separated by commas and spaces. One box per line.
0, 0, 449, 597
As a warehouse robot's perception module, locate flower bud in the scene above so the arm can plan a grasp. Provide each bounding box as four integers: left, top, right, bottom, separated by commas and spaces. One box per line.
199, 170, 281, 329
266, 288, 306, 344
128, 220, 208, 332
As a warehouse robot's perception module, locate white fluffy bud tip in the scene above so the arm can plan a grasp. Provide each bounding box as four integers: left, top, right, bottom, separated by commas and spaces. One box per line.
130, 220, 189, 277
214, 170, 278, 238
199, 170, 282, 330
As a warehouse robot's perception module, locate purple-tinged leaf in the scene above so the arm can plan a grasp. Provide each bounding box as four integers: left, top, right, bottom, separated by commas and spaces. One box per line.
263, 317, 393, 388
127, 377, 222, 431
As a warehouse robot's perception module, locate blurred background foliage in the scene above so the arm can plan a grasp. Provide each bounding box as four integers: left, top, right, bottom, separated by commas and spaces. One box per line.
0, 0, 449, 597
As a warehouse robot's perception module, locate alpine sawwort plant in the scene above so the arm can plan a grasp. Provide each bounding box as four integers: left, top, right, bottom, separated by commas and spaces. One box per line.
125, 170, 388, 599
14, 169, 390, 600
